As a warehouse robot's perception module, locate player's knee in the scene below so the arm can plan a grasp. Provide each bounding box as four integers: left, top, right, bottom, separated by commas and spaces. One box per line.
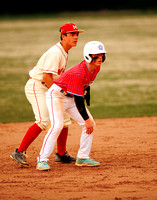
54, 121, 64, 133
63, 121, 71, 128
37, 119, 50, 131
47, 122, 64, 138
63, 118, 71, 127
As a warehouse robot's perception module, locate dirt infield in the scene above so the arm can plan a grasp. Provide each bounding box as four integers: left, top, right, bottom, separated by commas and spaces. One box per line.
0, 117, 157, 200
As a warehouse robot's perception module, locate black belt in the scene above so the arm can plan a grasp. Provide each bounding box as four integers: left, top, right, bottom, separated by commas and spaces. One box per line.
60, 89, 73, 97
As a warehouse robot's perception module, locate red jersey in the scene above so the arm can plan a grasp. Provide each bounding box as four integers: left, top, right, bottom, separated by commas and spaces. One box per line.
54, 60, 100, 97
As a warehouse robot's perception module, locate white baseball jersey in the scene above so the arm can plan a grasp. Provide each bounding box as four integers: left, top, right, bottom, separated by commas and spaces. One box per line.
25, 42, 70, 130
29, 42, 68, 81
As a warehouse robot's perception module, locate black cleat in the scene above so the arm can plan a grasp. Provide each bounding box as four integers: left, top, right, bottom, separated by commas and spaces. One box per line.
55, 151, 76, 163
10, 149, 29, 167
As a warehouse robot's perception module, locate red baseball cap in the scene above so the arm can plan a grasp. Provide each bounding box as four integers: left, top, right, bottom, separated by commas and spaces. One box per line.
59, 23, 84, 34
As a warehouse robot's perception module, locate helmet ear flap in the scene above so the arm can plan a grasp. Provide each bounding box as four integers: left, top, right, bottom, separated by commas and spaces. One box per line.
84, 55, 92, 63
102, 54, 106, 63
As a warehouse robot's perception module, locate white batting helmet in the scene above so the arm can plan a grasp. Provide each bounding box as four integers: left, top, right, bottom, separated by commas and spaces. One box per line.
83, 41, 107, 63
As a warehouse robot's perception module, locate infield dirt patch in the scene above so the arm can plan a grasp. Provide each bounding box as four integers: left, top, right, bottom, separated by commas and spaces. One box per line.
0, 117, 157, 200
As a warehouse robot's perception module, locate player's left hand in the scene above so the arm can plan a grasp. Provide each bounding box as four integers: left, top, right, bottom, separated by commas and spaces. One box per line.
85, 117, 95, 134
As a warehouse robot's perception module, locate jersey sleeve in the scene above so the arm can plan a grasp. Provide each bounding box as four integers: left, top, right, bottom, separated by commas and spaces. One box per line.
43, 51, 60, 75
67, 74, 85, 97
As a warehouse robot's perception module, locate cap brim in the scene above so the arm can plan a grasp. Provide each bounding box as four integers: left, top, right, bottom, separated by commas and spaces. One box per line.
67, 30, 84, 33
78, 30, 84, 33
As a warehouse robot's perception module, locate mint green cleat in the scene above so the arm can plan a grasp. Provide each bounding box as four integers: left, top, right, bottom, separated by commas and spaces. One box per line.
75, 157, 100, 167
36, 161, 51, 171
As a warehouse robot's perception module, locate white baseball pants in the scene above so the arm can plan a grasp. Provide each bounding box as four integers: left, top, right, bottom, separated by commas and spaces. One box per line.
25, 79, 71, 130
38, 84, 94, 162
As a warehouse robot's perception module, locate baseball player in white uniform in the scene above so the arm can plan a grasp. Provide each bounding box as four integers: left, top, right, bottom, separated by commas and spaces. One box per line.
10, 23, 84, 167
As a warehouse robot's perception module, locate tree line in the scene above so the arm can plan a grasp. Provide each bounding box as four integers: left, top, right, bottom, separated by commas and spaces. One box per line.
0, 0, 157, 15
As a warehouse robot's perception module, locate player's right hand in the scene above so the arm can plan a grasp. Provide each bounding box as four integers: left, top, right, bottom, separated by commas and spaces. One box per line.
85, 118, 95, 134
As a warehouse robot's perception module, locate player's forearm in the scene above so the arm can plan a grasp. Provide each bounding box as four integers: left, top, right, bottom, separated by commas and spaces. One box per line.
84, 86, 90, 106
43, 73, 54, 88
74, 95, 89, 120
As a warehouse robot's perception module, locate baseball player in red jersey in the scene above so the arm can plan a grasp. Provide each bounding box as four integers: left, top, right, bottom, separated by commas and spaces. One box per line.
10, 23, 84, 167
36, 41, 107, 170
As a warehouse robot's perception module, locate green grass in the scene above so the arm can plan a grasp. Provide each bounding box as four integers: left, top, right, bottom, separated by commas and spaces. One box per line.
0, 11, 157, 122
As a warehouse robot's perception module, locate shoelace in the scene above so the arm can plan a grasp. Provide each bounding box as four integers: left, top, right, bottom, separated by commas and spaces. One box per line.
21, 151, 28, 160
22, 151, 28, 157
65, 151, 71, 158
40, 161, 47, 165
